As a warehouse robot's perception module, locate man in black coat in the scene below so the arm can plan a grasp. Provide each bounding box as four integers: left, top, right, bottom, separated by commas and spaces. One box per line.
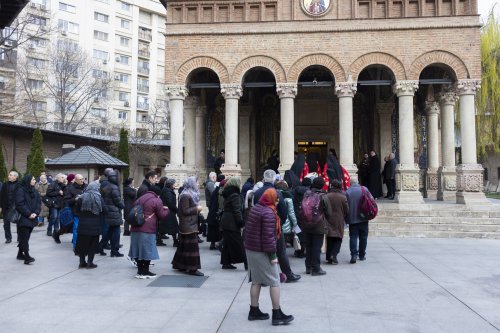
367, 151, 383, 199
385, 153, 397, 200
214, 149, 225, 176
45, 173, 67, 237
160, 178, 179, 247
1, 170, 20, 243
122, 178, 137, 236
137, 171, 158, 198
99, 170, 125, 257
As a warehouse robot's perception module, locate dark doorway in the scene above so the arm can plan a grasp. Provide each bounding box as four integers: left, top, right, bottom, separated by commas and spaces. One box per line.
297, 141, 328, 172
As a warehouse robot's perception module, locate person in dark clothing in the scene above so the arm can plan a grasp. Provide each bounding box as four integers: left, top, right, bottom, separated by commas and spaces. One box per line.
1, 170, 20, 243
345, 178, 370, 263
204, 172, 217, 208
367, 151, 383, 198
290, 153, 308, 181
206, 174, 225, 249
241, 177, 254, 202
15, 174, 41, 265
326, 151, 343, 184
266, 150, 280, 173
214, 149, 225, 176
137, 171, 158, 198
75, 182, 105, 269
45, 173, 66, 237
122, 178, 137, 236
253, 169, 301, 283
160, 178, 179, 247
292, 177, 311, 258
384, 153, 397, 200
220, 177, 247, 270
155, 177, 169, 247
324, 179, 348, 265
306, 153, 321, 174
283, 170, 300, 190
358, 153, 370, 186
99, 170, 125, 257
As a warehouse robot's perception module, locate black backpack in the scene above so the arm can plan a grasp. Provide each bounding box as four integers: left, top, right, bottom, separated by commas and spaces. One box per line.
127, 204, 151, 227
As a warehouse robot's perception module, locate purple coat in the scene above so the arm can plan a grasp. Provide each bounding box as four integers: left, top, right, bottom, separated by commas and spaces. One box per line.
131, 191, 169, 234
244, 203, 277, 253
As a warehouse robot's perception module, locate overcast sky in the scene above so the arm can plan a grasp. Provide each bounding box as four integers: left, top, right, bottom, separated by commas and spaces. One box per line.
478, 0, 499, 23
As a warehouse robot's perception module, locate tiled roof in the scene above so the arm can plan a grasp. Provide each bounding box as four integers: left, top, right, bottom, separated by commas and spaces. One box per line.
45, 146, 128, 168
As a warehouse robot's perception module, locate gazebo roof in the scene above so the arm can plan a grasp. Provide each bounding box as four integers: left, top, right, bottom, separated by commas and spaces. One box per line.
45, 146, 128, 168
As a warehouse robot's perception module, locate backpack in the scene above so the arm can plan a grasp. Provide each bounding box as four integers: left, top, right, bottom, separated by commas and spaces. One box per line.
127, 204, 150, 227
59, 206, 74, 227
300, 190, 325, 228
359, 186, 378, 220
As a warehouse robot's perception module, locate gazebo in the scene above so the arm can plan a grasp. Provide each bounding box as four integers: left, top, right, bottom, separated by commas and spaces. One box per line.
45, 146, 128, 182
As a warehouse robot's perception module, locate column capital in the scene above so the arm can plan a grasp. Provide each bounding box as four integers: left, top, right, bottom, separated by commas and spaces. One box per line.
335, 82, 357, 98
438, 91, 458, 106
456, 79, 481, 96
425, 101, 440, 116
196, 105, 207, 117
184, 96, 199, 109
166, 85, 189, 100
393, 80, 419, 97
220, 84, 243, 99
276, 83, 298, 99
376, 102, 395, 115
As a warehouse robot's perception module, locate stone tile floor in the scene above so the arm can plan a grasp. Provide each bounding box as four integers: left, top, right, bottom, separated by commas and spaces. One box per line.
0, 226, 499, 333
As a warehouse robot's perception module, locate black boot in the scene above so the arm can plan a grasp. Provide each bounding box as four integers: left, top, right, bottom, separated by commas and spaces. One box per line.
173, 237, 179, 248
53, 231, 61, 244
271, 308, 294, 326
17, 249, 26, 260
248, 305, 270, 321
24, 252, 35, 265
79, 255, 87, 269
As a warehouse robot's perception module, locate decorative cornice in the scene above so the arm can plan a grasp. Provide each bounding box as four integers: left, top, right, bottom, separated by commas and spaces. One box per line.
166, 85, 188, 100
393, 80, 419, 97
456, 79, 481, 96
276, 83, 298, 99
335, 82, 357, 98
438, 91, 458, 106
220, 84, 243, 99
425, 101, 440, 116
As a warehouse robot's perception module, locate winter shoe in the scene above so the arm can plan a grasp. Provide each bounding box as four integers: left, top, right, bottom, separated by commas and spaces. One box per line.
248, 306, 270, 321
24, 253, 35, 265
271, 308, 294, 326
350, 255, 357, 264
79, 262, 88, 269
312, 269, 326, 276
87, 263, 98, 269
110, 252, 124, 257
17, 250, 26, 260
52, 232, 61, 244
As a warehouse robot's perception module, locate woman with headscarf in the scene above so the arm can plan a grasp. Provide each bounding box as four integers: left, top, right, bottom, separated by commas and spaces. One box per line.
75, 182, 105, 269
172, 176, 204, 276
160, 178, 179, 247
283, 170, 300, 190
206, 174, 225, 250
15, 174, 41, 265
290, 153, 308, 181
306, 152, 322, 174
322, 150, 343, 191
220, 177, 247, 270
244, 188, 294, 326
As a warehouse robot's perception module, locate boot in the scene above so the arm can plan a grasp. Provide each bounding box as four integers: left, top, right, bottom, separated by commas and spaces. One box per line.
173, 238, 179, 248
248, 305, 270, 321
24, 252, 35, 265
53, 231, 61, 244
17, 249, 26, 260
271, 308, 294, 326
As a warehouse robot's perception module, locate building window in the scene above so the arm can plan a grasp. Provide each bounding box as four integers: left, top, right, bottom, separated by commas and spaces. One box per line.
138, 42, 150, 58
90, 127, 106, 135
57, 39, 79, 51
94, 12, 109, 23
93, 30, 109, 41
118, 1, 131, 11
59, 2, 76, 13
30, 38, 47, 48
117, 35, 130, 47
93, 49, 109, 61
137, 78, 149, 93
136, 112, 149, 122
27, 79, 44, 89
58, 19, 79, 34
118, 91, 130, 102
91, 108, 107, 118
139, 10, 152, 25
54, 122, 77, 132
115, 54, 130, 65
118, 111, 128, 120
30, 101, 47, 111
119, 18, 131, 30
30, 15, 47, 26
137, 95, 149, 110
27, 57, 45, 69
137, 59, 149, 75
115, 72, 129, 84
138, 27, 152, 41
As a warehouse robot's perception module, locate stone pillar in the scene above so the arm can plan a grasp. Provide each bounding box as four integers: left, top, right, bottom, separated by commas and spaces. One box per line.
456, 79, 487, 204
335, 81, 358, 180
393, 81, 423, 203
239, 106, 252, 181
220, 84, 242, 179
377, 103, 395, 196
276, 83, 297, 173
425, 101, 440, 200
437, 91, 458, 201
165, 85, 189, 186
195, 105, 207, 180
184, 96, 198, 177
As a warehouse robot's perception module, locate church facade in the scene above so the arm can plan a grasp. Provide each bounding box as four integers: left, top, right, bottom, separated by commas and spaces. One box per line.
160, 0, 485, 204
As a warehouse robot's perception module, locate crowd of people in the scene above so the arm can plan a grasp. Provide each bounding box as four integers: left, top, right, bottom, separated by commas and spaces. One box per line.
0, 147, 384, 326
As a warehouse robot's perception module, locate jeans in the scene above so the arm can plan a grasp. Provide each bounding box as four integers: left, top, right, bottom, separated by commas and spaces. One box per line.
3, 213, 12, 241
326, 237, 342, 261
304, 233, 324, 272
276, 233, 292, 276
48, 207, 60, 233
349, 222, 369, 257
72, 216, 79, 249
100, 225, 121, 254
18, 226, 33, 254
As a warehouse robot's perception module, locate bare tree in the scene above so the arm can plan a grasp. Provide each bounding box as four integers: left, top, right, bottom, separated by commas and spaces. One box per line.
146, 99, 170, 139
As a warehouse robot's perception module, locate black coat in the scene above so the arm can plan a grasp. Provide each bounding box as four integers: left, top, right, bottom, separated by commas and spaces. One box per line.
214, 157, 224, 175
15, 186, 41, 228
75, 197, 105, 236
137, 179, 154, 198
293, 185, 309, 224
368, 155, 383, 198
206, 186, 221, 227
384, 158, 397, 180
46, 181, 66, 209
100, 179, 124, 226
123, 185, 137, 218
64, 182, 87, 215
1, 180, 19, 211
220, 186, 243, 231
160, 186, 178, 235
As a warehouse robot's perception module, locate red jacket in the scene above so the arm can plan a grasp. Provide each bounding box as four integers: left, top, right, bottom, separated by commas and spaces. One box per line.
131, 191, 169, 234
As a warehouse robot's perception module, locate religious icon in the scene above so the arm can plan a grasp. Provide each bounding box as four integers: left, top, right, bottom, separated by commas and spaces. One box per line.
303, 0, 330, 15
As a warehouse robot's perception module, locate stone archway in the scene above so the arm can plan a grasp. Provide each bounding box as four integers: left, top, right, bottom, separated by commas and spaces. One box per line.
409, 50, 470, 81
288, 53, 346, 83
176, 56, 230, 85
232, 55, 287, 84
349, 52, 406, 82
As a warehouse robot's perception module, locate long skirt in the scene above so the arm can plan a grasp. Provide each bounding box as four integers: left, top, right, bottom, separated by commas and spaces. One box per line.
220, 230, 246, 265
207, 224, 221, 242
246, 250, 280, 287
171, 233, 201, 271
128, 232, 159, 261
75, 234, 99, 256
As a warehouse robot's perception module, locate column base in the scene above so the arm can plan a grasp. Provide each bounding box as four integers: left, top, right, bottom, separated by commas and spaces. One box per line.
220, 163, 242, 179
240, 168, 252, 182
342, 164, 359, 183
456, 164, 489, 205
395, 165, 424, 204
165, 164, 188, 188
186, 165, 197, 178
437, 166, 457, 201
196, 168, 208, 181
278, 163, 292, 175
426, 168, 439, 200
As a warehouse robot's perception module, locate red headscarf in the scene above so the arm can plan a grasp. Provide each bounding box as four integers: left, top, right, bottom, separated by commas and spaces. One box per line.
258, 188, 281, 239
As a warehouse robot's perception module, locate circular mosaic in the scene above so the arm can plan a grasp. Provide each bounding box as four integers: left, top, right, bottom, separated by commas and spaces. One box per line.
302, 0, 331, 16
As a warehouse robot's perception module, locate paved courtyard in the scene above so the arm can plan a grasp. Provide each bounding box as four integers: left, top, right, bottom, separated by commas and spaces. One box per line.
0, 226, 499, 333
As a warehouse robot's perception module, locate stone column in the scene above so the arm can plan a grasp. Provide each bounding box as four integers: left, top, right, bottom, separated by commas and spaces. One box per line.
165, 85, 189, 186
239, 106, 252, 181
425, 101, 440, 200
335, 82, 358, 180
377, 103, 395, 196
393, 81, 423, 203
184, 96, 198, 177
276, 83, 297, 173
456, 79, 487, 204
437, 91, 458, 201
220, 84, 242, 179
195, 105, 207, 180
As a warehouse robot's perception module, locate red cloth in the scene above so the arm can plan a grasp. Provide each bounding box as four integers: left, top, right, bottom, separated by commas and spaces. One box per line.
342, 167, 351, 191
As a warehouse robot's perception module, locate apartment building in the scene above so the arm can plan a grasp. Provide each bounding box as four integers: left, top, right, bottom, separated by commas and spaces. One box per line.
0, 0, 168, 139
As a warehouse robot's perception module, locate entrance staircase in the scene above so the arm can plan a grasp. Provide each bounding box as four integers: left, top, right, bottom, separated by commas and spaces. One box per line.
371, 199, 500, 239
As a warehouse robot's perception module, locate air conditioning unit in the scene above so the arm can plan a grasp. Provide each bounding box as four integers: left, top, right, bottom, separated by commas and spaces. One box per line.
124, 101, 130, 107
29, 44, 35, 49
61, 30, 67, 36
94, 97, 99, 103
115, 56, 121, 63
103, 60, 108, 65
4, 40, 13, 47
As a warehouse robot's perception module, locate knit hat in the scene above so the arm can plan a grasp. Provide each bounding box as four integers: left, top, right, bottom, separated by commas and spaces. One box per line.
312, 177, 325, 190
67, 173, 75, 183
263, 169, 276, 183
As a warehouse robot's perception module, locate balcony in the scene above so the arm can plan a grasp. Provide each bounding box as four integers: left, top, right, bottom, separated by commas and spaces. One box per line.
138, 49, 150, 58
137, 85, 149, 93
138, 30, 152, 42
137, 102, 149, 110
137, 66, 150, 76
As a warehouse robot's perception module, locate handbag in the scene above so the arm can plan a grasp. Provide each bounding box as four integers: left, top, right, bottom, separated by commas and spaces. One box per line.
293, 234, 301, 251
5, 206, 21, 224
42, 195, 55, 208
